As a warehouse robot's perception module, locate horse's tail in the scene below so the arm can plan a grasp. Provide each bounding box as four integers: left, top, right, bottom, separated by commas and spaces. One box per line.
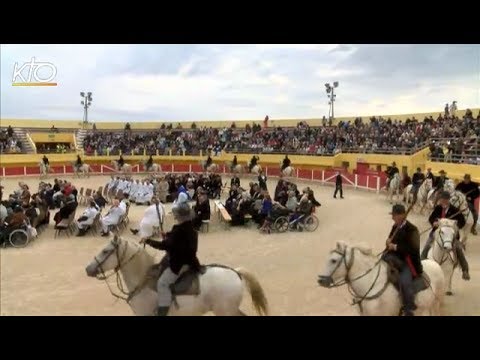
235, 267, 269, 316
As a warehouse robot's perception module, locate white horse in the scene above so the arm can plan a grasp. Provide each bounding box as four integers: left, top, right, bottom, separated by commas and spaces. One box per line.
39, 161, 53, 178
427, 218, 460, 296
405, 179, 433, 213
200, 161, 219, 173
143, 162, 162, 173
387, 173, 401, 204
85, 235, 269, 316
73, 163, 91, 178
225, 161, 243, 174
112, 161, 132, 173
280, 162, 295, 177
444, 179, 470, 220
249, 163, 262, 176
318, 241, 445, 316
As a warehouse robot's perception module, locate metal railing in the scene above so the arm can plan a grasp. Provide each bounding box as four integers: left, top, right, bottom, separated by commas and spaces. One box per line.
225, 141, 429, 156
427, 137, 480, 164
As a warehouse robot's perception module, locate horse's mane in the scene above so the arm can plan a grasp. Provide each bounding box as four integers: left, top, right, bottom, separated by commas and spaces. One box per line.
438, 218, 457, 228
117, 237, 154, 260
336, 241, 374, 257
354, 244, 374, 256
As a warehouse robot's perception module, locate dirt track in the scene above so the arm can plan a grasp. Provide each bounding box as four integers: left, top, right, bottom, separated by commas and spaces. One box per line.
1, 175, 479, 316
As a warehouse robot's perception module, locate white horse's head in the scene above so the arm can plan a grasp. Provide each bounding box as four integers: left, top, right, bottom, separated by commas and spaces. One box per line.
435, 218, 458, 251
424, 178, 433, 190
444, 179, 455, 193
318, 241, 355, 287
85, 235, 136, 278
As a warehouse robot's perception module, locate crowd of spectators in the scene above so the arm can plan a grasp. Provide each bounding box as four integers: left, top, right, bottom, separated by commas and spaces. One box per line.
0, 126, 23, 154
82, 109, 480, 160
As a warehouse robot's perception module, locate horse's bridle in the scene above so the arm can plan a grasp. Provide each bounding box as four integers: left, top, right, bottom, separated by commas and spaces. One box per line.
433, 225, 457, 266
319, 246, 389, 312
94, 238, 144, 303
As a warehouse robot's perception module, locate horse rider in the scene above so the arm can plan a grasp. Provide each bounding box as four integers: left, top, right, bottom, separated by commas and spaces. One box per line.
146, 155, 154, 170
425, 168, 434, 181
421, 191, 470, 280
249, 155, 259, 172
455, 174, 479, 235
42, 155, 50, 167
281, 155, 291, 171
231, 174, 240, 188
232, 155, 238, 171
432, 170, 448, 203
141, 202, 201, 316
410, 167, 425, 204
382, 204, 423, 316
117, 155, 125, 169
75, 155, 83, 170
385, 161, 399, 189
205, 155, 213, 170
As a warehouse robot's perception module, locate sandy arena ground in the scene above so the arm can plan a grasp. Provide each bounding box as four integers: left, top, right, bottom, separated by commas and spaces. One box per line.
1, 174, 479, 316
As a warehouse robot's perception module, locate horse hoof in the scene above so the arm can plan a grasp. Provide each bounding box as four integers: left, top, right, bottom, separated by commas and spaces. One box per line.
446, 291, 453, 296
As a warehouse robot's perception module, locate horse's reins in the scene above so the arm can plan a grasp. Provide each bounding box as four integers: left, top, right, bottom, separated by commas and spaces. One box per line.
324, 247, 389, 312
94, 239, 145, 303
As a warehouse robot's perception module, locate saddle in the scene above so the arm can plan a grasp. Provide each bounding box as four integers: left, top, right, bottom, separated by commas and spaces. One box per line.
385, 261, 430, 294
146, 257, 207, 297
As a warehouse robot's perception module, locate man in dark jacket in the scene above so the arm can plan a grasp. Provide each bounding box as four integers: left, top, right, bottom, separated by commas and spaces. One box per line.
411, 167, 425, 204
382, 204, 422, 316
455, 174, 480, 235
192, 193, 210, 230
425, 168, 434, 181
258, 170, 267, 191
281, 155, 291, 171
230, 175, 240, 188
205, 155, 212, 170
75, 155, 83, 169
249, 155, 259, 172
53, 195, 77, 227
142, 202, 201, 316
42, 155, 49, 166
421, 191, 469, 280
333, 171, 343, 199
117, 155, 125, 168
146, 155, 153, 170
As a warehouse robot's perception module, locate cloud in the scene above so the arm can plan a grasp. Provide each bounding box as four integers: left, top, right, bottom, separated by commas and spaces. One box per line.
1, 44, 479, 122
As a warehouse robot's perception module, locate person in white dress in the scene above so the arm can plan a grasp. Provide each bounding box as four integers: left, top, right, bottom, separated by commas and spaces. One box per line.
130, 197, 165, 241
100, 199, 125, 236
76, 201, 99, 236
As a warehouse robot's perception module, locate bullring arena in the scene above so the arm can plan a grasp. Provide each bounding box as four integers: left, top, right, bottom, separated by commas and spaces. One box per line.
1, 112, 480, 316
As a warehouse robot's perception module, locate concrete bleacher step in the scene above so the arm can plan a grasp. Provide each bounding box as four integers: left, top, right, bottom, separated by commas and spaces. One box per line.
13, 128, 36, 154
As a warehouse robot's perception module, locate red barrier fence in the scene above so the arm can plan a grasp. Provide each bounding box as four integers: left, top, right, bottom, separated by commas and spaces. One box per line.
1, 163, 478, 220
0, 163, 389, 194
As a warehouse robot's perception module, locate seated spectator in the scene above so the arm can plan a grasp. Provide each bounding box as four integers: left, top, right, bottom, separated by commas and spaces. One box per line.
76, 201, 100, 236
100, 199, 125, 236
192, 193, 210, 231
53, 195, 77, 228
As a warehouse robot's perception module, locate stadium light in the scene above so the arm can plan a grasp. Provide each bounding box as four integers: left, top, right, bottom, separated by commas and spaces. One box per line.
80, 91, 93, 129
325, 81, 339, 121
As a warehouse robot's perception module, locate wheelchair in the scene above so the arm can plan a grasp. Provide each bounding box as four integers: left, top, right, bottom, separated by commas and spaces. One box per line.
0, 221, 33, 248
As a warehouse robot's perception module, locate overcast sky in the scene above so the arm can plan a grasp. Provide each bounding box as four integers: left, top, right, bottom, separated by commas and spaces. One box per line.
1, 44, 479, 122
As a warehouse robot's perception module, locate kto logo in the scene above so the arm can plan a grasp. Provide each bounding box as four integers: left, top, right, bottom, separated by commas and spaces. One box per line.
12, 57, 57, 86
